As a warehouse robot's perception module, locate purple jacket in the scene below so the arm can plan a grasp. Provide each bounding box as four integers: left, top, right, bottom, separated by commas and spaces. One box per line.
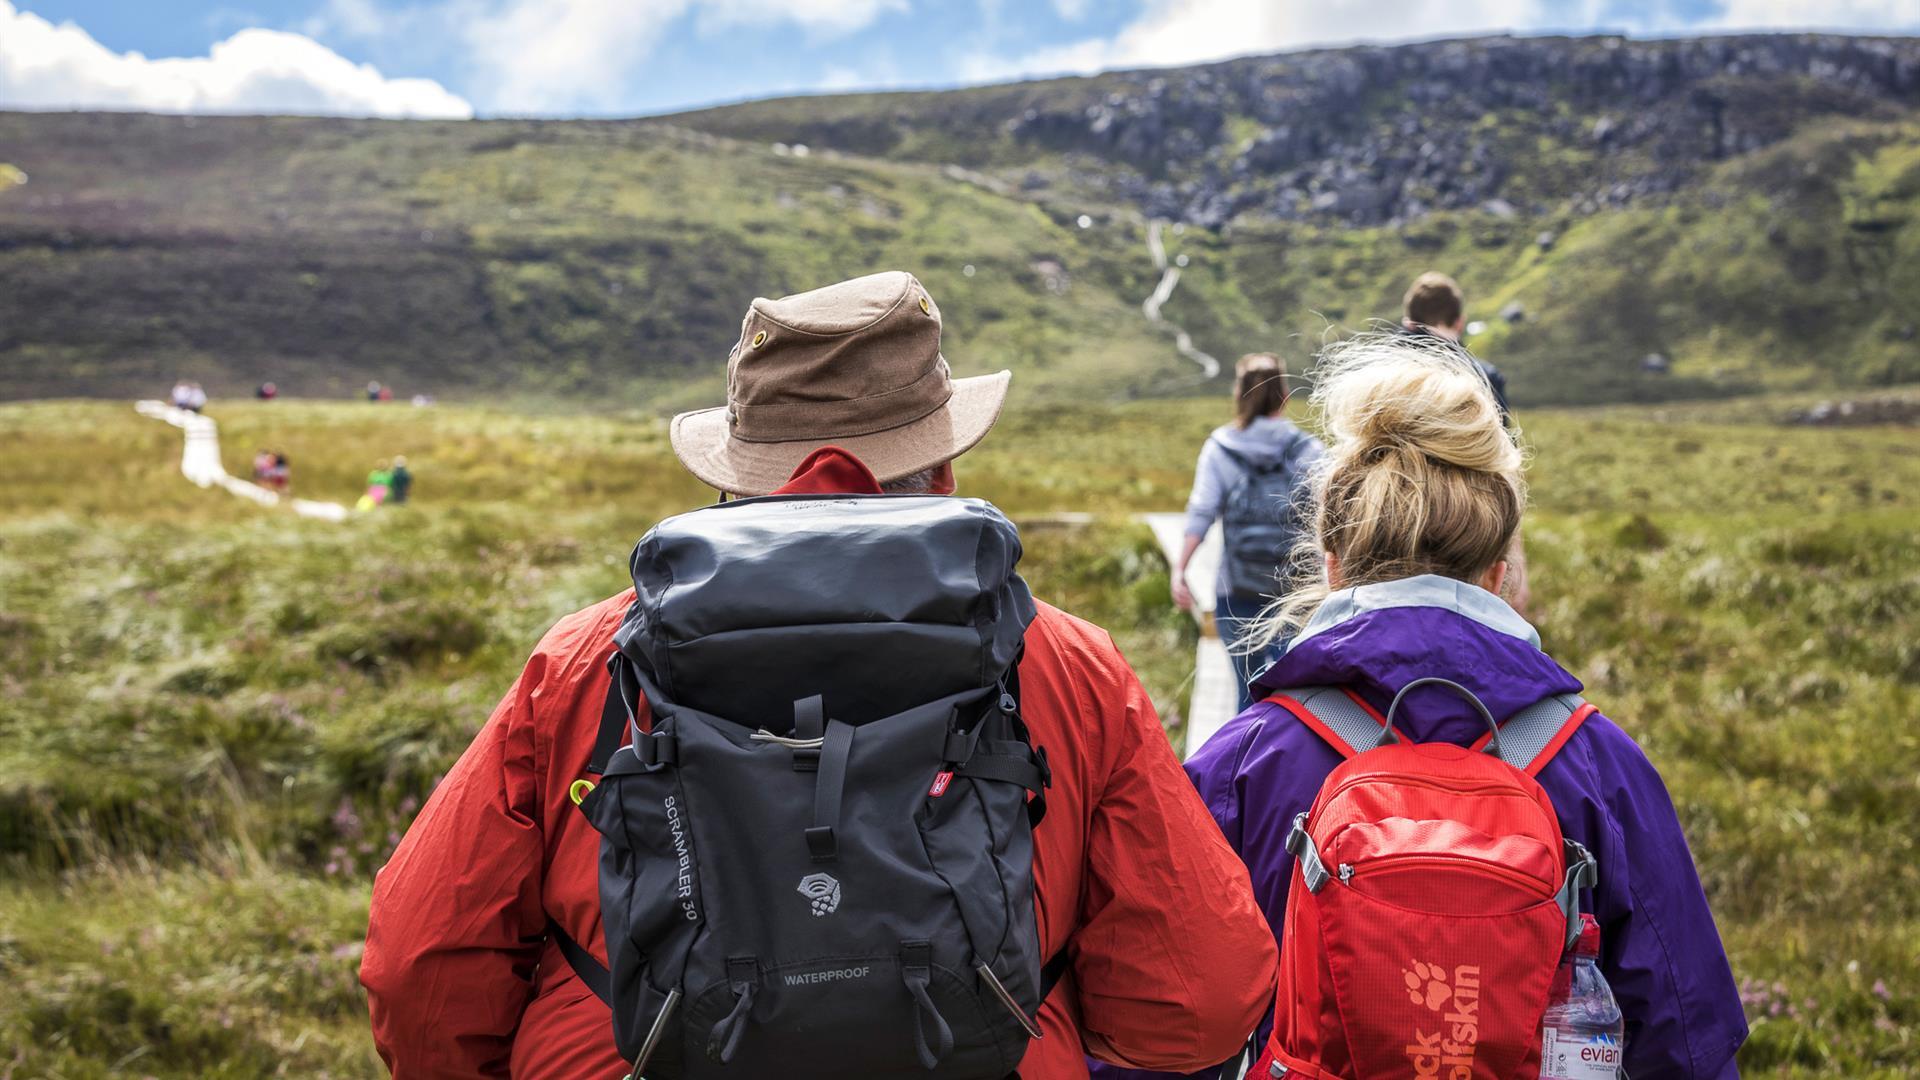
1094, 576, 1746, 1080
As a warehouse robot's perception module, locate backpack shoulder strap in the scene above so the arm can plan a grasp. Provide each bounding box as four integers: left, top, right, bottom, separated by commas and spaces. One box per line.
587, 653, 635, 775
1209, 434, 1256, 474
1470, 693, 1597, 775
548, 645, 640, 1007
549, 921, 611, 1004
1278, 428, 1317, 474
1266, 685, 1395, 758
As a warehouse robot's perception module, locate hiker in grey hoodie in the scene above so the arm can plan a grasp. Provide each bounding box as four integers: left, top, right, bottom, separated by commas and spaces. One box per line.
1173, 352, 1324, 711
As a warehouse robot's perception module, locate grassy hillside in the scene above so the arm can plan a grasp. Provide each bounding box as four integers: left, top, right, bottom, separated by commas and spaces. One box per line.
1220, 120, 1920, 404
1, 394, 1916, 1075
4, 35, 1918, 407
0, 114, 1198, 406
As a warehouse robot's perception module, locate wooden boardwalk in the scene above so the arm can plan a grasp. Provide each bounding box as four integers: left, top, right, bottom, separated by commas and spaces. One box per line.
1141, 514, 1239, 758
136, 400, 349, 521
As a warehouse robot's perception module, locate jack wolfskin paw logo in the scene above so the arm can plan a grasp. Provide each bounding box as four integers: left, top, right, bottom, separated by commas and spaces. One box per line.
797, 872, 841, 917
1403, 961, 1450, 1011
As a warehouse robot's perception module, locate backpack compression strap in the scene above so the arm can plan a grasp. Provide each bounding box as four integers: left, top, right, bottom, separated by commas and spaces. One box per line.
1271, 685, 1596, 775
554, 933, 1069, 1014
951, 661, 1051, 828
545, 652, 639, 1008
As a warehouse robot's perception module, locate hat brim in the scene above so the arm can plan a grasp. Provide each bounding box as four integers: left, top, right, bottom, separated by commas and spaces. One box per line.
670, 370, 1011, 497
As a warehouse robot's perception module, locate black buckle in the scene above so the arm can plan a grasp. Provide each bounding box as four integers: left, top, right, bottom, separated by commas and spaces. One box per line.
805, 825, 836, 861
942, 730, 972, 766
636, 732, 678, 768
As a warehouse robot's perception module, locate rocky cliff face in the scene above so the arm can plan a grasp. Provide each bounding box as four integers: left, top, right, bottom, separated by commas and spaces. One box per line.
677, 34, 1920, 228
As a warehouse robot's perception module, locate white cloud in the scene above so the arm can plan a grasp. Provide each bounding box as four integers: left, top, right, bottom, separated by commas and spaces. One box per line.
319, 0, 906, 114
0, 0, 471, 117
965, 0, 1919, 84
459, 0, 687, 114
1051, 0, 1092, 19
972, 0, 1561, 80
1708, 0, 1920, 33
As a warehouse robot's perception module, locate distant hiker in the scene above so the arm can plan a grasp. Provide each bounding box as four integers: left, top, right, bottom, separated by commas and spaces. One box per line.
362, 271, 1277, 1079
252, 449, 274, 485
1175, 352, 1323, 712
256, 381, 278, 401
366, 380, 383, 402
1181, 334, 1747, 1080
1399, 271, 1511, 422
388, 457, 412, 504
184, 382, 207, 413
1398, 270, 1530, 613
270, 452, 291, 493
378, 385, 394, 402
356, 460, 392, 512
170, 381, 193, 410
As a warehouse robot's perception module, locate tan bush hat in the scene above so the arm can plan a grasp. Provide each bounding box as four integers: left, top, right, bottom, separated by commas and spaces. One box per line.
671, 271, 1011, 496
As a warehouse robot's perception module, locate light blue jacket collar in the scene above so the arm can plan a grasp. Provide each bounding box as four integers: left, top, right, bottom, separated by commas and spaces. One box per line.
1291, 573, 1541, 650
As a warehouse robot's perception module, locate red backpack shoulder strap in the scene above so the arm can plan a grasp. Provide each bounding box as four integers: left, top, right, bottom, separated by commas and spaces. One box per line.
1469, 693, 1598, 776
1265, 685, 1397, 758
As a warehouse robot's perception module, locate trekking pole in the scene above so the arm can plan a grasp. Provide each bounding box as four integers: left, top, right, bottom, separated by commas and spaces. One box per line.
622, 988, 679, 1080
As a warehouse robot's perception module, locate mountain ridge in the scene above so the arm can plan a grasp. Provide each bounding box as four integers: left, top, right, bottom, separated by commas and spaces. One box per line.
660, 33, 1920, 226
1, 32, 1915, 405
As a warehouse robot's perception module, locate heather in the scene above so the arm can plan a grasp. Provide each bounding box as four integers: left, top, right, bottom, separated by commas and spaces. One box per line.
0, 394, 1914, 1075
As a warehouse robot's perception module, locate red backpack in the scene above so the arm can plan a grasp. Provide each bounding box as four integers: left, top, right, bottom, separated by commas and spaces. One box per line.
1253, 678, 1599, 1080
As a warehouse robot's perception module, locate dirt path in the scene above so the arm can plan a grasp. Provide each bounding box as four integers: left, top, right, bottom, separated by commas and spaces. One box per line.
1142, 220, 1221, 380
1142, 513, 1237, 757
136, 400, 349, 521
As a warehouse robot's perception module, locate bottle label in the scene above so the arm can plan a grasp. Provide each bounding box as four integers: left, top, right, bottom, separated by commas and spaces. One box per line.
1540, 1028, 1624, 1079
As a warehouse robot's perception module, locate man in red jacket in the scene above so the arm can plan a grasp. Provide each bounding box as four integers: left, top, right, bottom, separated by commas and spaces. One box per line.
362, 271, 1277, 1078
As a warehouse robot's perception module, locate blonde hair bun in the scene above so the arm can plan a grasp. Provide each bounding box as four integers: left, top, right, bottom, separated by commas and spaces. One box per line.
1318, 334, 1519, 477
1242, 332, 1527, 646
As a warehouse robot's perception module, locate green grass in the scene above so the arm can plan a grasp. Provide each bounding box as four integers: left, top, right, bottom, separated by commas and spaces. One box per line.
1, 394, 1916, 1075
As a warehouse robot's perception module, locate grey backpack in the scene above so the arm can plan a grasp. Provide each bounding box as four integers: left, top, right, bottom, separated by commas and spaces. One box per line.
558, 494, 1057, 1079
1215, 431, 1317, 599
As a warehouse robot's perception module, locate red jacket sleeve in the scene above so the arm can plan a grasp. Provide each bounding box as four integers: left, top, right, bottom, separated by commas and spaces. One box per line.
1073, 660, 1279, 1071
362, 655, 550, 1078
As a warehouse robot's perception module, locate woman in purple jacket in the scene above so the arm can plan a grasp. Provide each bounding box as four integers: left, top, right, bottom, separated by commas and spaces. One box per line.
1100, 334, 1746, 1080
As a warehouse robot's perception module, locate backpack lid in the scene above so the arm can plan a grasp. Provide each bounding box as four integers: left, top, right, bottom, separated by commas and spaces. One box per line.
616, 493, 1035, 728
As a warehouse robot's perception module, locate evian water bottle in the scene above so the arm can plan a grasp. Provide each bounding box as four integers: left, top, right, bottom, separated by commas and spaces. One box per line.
1540, 913, 1626, 1079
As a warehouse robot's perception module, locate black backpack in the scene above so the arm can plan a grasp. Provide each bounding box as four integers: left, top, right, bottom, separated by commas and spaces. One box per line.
557, 494, 1056, 1079
1214, 430, 1317, 599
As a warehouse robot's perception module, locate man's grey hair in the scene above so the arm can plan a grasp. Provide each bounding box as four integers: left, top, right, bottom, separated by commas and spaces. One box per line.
879, 467, 941, 495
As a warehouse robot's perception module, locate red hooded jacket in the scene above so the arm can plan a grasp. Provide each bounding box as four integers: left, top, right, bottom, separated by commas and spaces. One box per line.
362, 449, 1277, 1078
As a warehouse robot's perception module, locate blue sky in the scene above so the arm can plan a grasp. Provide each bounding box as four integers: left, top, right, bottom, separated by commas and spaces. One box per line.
4, 0, 1918, 119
